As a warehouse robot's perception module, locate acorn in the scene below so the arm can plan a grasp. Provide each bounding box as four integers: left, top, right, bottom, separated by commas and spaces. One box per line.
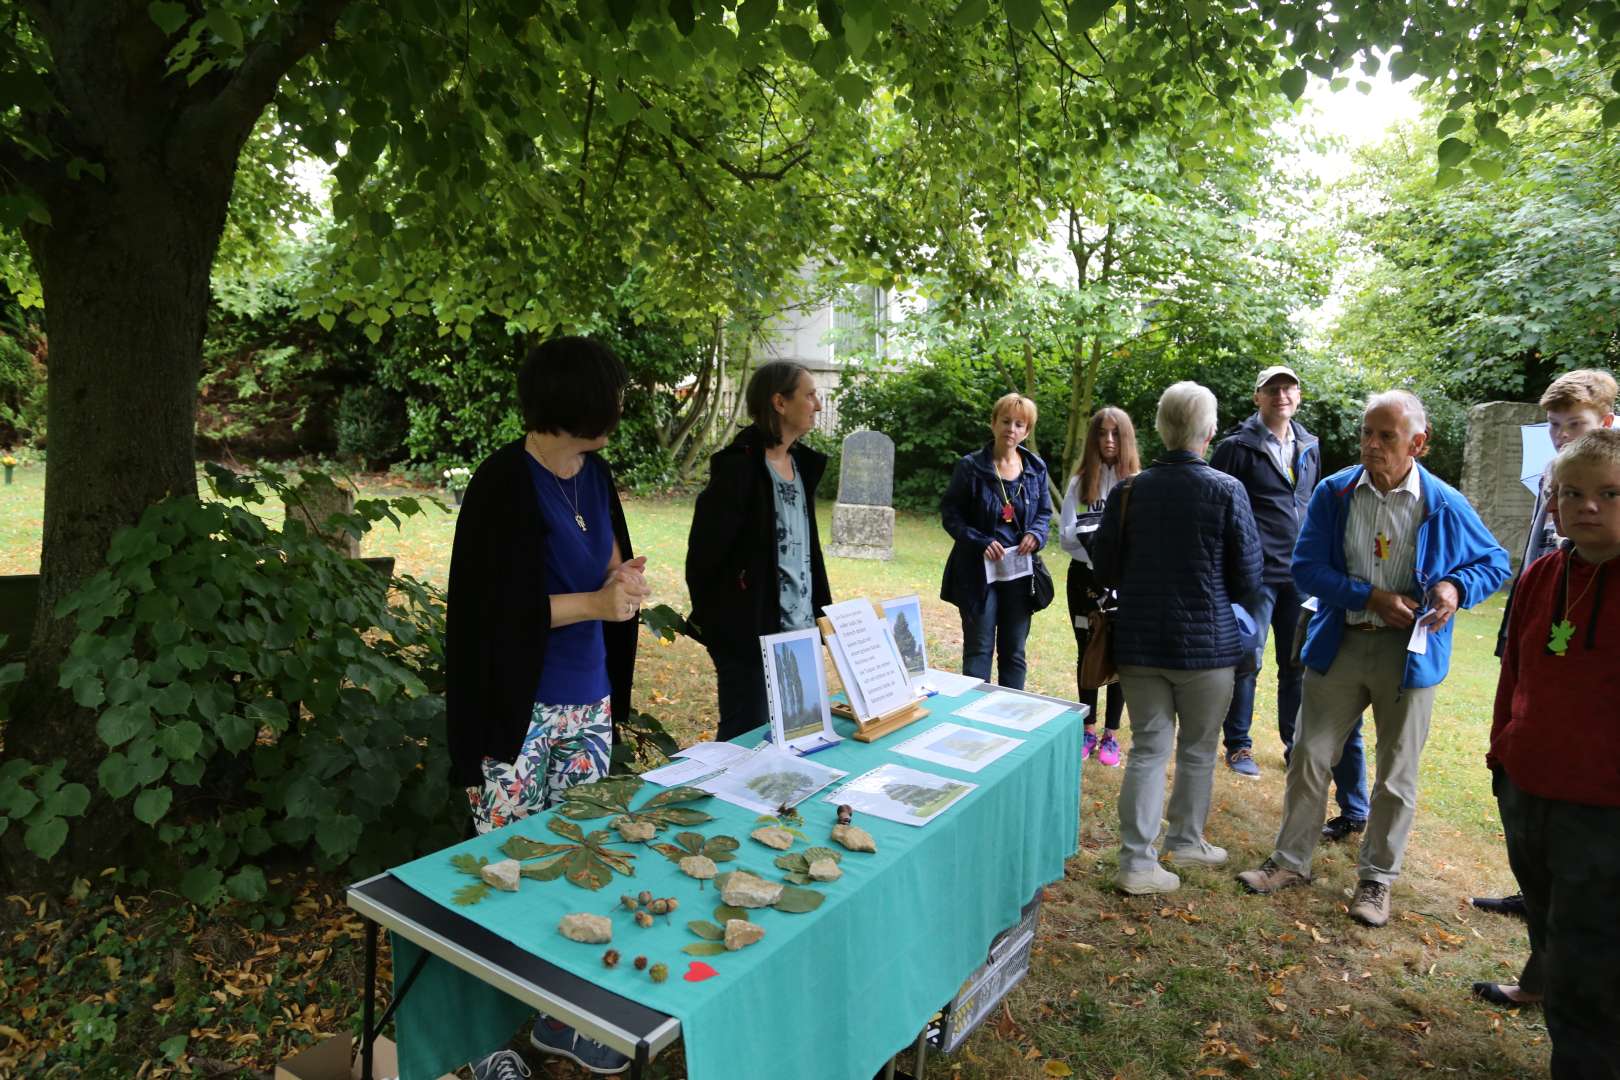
620, 894, 639, 911
602, 949, 620, 968
635, 911, 654, 928
836, 804, 853, 825
648, 897, 679, 916
637, 890, 654, 906
633, 955, 648, 971
649, 962, 668, 983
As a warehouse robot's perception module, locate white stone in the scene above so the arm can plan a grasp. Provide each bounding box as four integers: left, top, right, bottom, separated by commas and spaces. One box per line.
679, 855, 718, 881
557, 913, 612, 944
830, 823, 877, 853
750, 826, 795, 850
808, 858, 843, 882
719, 871, 784, 909
724, 919, 765, 951
479, 859, 522, 892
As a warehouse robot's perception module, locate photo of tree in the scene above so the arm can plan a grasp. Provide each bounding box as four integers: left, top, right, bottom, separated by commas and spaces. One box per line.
882, 778, 972, 818
772, 635, 823, 739
882, 596, 928, 677
746, 770, 819, 806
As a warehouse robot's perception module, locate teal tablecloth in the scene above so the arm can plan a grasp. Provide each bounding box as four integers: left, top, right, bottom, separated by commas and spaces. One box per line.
387, 687, 1084, 1080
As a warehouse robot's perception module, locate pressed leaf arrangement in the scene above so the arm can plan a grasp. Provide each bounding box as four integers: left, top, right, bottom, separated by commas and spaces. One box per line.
774, 846, 844, 884
448, 817, 638, 903
555, 776, 715, 841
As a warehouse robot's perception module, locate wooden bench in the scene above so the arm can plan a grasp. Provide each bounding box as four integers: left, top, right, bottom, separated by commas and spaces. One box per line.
0, 557, 396, 660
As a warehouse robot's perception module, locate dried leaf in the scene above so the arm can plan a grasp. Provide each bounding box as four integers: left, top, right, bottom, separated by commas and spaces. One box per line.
450, 853, 490, 877
546, 817, 586, 843
714, 904, 749, 923
687, 920, 725, 941
682, 941, 728, 956
772, 885, 825, 914
1043, 1061, 1074, 1077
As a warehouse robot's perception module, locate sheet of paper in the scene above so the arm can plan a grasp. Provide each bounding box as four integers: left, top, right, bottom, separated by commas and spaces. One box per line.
1302, 595, 1320, 612
825, 632, 869, 718
919, 668, 984, 696
953, 690, 1069, 732
704, 746, 847, 815
823, 763, 977, 826
674, 742, 756, 767
984, 550, 1034, 583
1407, 614, 1430, 655
640, 757, 728, 787
821, 598, 916, 718
890, 721, 1023, 774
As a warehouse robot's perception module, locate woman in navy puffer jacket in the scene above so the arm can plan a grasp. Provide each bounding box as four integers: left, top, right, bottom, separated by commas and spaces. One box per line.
1091, 381, 1262, 897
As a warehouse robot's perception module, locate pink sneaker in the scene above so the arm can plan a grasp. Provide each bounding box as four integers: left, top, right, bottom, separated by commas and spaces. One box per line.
1097, 732, 1121, 767
1082, 728, 1098, 761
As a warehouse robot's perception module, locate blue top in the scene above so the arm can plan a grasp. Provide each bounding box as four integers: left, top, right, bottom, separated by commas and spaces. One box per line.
1089, 451, 1263, 670
1292, 462, 1510, 690
523, 453, 614, 705
767, 459, 815, 631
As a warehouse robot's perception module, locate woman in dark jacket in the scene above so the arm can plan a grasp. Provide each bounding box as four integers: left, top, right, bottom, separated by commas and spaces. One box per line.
940, 393, 1052, 690
686, 361, 832, 741
446, 336, 648, 1077
1091, 381, 1262, 898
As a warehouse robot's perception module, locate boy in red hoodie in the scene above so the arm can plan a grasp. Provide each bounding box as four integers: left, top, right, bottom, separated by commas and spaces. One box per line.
1489, 427, 1620, 1078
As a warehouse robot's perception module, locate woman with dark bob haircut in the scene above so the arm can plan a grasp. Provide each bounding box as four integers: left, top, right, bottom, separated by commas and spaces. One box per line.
446, 335, 648, 1077
686, 360, 833, 741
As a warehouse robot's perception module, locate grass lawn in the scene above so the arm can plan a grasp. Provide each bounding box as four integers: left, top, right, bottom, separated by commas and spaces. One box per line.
0, 473, 1547, 1077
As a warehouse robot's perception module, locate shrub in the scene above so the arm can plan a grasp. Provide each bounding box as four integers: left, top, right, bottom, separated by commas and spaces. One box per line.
335, 384, 408, 470
23, 465, 459, 905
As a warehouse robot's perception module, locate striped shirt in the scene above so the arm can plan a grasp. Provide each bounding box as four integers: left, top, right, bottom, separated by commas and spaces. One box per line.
1344, 464, 1424, 626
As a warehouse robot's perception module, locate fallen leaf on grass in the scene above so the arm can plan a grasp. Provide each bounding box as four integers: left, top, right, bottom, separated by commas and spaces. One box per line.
1267, 999, 1288, 1013
1043, 1061, 1074, 1077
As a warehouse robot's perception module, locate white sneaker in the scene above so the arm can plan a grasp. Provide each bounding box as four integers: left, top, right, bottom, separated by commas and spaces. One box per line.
1117, 864, 1180, 895
1163, 841, 1228, 867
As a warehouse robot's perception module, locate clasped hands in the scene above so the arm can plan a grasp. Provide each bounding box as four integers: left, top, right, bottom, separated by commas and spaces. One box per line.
1366, 580, 1459, 631
600, 556, 650, 622
984, 534, 1040, 561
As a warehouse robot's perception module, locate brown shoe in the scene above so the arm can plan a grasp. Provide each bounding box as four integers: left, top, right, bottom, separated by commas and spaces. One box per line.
1349, 879, 1391, 927
1237, 857, 1309, 894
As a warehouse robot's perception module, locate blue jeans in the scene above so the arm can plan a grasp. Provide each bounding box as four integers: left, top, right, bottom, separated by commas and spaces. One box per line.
960, 580, 1034, 690
1223, 582, 1305, 753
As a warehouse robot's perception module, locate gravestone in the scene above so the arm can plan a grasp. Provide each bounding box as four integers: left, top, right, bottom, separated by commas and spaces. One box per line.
283, 473, 360, 558
828, 430, 895, 560
1461, 401, 1542, 573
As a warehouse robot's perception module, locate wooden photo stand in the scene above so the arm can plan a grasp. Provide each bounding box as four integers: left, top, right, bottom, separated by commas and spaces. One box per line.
817, 603, 928, 743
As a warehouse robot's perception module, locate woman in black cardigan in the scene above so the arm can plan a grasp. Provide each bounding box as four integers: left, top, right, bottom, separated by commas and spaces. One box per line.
446, 337, 649, 1075
685, 361, 833, 741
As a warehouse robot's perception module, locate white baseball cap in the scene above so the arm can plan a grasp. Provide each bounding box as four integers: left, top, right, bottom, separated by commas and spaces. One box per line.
1255, 365, 1300, 391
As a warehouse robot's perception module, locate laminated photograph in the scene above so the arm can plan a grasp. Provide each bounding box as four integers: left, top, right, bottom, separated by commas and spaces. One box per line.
824, 763, 977, 826
890, 721, 1023, 774
706, 745, 847, 815
759, 627, 841, 754
821, 597, 917, 718
953, 690, 1069, 732
880, 594, 928, 680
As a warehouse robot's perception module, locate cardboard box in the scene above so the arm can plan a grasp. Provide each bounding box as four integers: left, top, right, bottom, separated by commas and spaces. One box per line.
274, 1034, 455, 1080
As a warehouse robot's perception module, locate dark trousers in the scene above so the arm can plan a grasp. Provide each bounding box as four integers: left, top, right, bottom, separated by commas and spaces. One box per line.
1496, 769, 1620, 1079
1223, 581, 1305, 752
708, 645, 769, 743
1067, 561, 1123, 729
960, 580, 1034, 690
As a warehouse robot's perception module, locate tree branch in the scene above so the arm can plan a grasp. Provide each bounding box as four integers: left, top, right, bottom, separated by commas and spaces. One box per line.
578, 76, 598, 213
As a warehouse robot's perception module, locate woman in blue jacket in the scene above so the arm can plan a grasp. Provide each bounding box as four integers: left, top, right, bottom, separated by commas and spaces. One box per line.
940, 393, 1051, 690
1091, 381, 1263, 896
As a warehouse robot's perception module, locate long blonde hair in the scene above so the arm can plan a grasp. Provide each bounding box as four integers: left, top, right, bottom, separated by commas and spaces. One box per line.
1074, 406, 1141, 504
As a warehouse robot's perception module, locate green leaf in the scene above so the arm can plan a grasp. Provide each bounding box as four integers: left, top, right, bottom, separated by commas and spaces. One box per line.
215, 713, 255, 753
1278, 67, 1307, 102
1436, 114, 1464, 138
1469, 156, 1504, 181
98, 753, 139, 799
43, 783, 91, 819
180, 866, 225, 906
736, 0, 777, 37
25, 817, 69, 859
1003, 0, 1041, 33
147, 1, 188, 35
317, 312, 337, 332
203, 8, 243, 47
226, 865, 268, 902
159, 1035, 189, 1063
682, 941, 728, 956
1436, 137, 1472, 167
1603, 99, 1620, 128
714, 904, 748, 923
97, 704, 151, 748
452, 881, 493, 905
687, 919, 725, 940
155, 720, 204, 760
772, 885, 825, 913
315, 813, 364, 857
953, 0, 990, 27
133, 786, 173, 825
71, 676, 105, 708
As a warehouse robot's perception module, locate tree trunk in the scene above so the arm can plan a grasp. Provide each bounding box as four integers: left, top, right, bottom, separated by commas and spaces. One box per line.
4, 157, 235, 882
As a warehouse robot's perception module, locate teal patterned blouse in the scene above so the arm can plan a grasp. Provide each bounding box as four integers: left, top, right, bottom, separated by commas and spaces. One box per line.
768, 458, 815, 631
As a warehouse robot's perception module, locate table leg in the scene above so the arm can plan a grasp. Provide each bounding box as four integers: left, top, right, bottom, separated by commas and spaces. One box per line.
911, 1028, 929, 1080
881, 1057, 897, 1080
360, 919, 378, 1079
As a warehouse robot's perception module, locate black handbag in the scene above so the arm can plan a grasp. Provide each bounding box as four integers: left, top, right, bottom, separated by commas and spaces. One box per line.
1030, 554, 1055, 612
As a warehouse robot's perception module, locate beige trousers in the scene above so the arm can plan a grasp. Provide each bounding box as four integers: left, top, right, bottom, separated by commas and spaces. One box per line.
1270, 629, 1437, 886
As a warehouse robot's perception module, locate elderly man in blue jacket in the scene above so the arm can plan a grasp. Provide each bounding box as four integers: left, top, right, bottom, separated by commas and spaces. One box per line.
1238, 390, 1509, 927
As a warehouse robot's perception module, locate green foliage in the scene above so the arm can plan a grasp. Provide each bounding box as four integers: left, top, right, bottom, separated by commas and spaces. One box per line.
334, 384, 407, 470
0, 304, 45, 448
652, 830, 741, 864
37, 465, 457, 903
774, 845, 843, 884
554, 776, 715, 833
498, 816, 640, 891
0, 759, 92, 860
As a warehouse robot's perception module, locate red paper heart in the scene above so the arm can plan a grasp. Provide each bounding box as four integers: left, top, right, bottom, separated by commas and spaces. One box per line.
683, 961, 718, 982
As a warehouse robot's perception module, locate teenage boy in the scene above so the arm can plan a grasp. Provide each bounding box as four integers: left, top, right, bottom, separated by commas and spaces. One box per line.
1471, 369, 1616, 1007
1487, 428, 1620, 1076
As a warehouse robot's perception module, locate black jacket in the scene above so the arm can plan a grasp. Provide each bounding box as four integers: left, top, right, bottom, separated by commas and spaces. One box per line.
685, 425, 832, 655
1090, 451, 1263, 670
445, 440, 637, 788
939, 445, 1052, 615
1209, 413, 1320, 587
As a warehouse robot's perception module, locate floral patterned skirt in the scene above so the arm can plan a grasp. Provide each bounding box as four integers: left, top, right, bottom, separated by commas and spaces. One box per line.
467, 696, 613, 835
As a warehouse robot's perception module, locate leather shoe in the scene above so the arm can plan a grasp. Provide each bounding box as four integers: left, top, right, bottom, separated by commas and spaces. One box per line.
1471, 982, 1541, 1007
1470, 893, 1527, 918
1321, 815, 1366, 843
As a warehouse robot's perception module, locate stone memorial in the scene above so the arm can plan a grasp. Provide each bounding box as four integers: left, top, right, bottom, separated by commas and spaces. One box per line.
828, 430, 895, 560
283, 473, 360, 558
1461, 401, 1542, 573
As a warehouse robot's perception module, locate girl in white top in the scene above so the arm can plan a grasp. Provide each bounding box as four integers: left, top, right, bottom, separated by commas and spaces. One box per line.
1059, 406, 1141, 766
